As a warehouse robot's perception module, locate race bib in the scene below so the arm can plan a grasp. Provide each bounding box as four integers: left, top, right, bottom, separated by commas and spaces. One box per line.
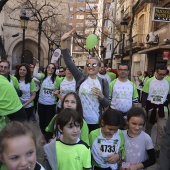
151, 95, 163, 104
97, 138, 117, 158
42, 87, 54, 97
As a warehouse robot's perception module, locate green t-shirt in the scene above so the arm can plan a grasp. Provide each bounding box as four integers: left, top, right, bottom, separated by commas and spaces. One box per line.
45, 115, 89, 145
107, 72, 116, 82
139, 75, 143, 81
56, 139, 91, 170
10, 75, 21, 90
0, 164, 8, 170
0, 75, 22, 115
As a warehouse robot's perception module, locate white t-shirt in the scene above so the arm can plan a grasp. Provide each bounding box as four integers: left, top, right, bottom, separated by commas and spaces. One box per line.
57, 78, 76, 108
110, 80, 134, 113
79, 77, 101, 124
98, 73, 111, 84
33, 77, 40, 92
39, 76, 56, 105
147, 78, 169, 105
90, 129, 123, 170
19, 80, 36, 108
123, 130, 154, 170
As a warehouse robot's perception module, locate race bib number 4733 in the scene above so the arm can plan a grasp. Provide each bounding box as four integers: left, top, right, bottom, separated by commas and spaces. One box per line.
97, 138, 118, 158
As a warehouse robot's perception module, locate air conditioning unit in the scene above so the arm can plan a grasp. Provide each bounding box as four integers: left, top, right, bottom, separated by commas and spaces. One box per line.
146, 32, 159, 44
164, 39, 170, 44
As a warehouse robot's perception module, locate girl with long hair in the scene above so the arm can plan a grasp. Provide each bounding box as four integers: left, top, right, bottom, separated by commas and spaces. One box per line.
33, 61, 60, 142
15, 63, 36, 121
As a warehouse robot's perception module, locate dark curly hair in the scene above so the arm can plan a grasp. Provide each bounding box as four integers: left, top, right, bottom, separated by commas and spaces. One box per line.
15, 63, 32, 84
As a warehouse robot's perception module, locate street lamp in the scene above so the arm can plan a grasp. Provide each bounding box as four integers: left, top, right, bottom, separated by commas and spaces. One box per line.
120, 19, 128, 63
20, 14, 29, 63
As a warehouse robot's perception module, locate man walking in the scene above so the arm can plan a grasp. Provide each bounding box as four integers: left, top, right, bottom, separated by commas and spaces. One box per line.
142, 64, 170, 157
109, 63, 138, 128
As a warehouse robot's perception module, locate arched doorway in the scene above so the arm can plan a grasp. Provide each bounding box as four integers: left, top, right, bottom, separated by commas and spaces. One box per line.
23, 50, 33, 64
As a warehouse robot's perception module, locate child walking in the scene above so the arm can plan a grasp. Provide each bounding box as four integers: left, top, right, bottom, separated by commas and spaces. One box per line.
122, 107, 156, 170
0, 121, 44, 170
89, 108, 125, 170
44, 108, 92, 170
45, 92, 89, 145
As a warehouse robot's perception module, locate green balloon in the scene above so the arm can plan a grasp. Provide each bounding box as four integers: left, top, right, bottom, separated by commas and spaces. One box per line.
86, 34, 98, 50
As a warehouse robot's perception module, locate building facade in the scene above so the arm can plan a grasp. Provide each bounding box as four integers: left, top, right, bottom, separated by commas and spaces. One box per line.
0, 0, 69, 71
107, 0, 170, 79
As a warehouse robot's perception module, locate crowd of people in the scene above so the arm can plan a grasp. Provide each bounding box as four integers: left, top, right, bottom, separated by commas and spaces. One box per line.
0, 29, 170, 170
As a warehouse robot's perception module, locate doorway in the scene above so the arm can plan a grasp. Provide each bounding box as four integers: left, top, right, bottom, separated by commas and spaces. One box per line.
23, 50, 33, 64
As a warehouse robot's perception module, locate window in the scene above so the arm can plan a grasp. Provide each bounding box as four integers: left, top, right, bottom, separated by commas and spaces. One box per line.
76, 31, 84, 35
88, 0, 96, 2
85, 29, 94, 34
70, 7, 73, 11
106, 3, 110, 10
105, 20, 108, 27
77, 7, 85, 11
69, 15, 73, 19
85, 20, 96, 26
76, 15, 84, 19
77, 0, 85, 2
86, 22, 94, 27
74, 46, 82, 51
76, 23, 84, 27
87, 15, 94, 19
86, 4, 98, 10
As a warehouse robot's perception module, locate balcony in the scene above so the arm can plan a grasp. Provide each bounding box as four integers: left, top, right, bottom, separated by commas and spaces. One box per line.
124, 6, 132, 20
132, 34, 146, 48
125, 34, 146, 51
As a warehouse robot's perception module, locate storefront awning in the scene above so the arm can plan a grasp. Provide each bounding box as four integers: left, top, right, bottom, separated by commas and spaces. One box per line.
138, 44, 170, 54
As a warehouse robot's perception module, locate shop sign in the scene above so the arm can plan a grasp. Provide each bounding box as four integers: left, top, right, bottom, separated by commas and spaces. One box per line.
152, 7, 170, 22
162, 50, 170, 60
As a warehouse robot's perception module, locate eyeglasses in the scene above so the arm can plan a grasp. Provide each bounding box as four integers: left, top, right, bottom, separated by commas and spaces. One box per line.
0, 65, 9, 69
157, 72, 166, 76
30, 66, 34, 68
47, 66, 55, 70
86, 63, 98, 68
118, 69, 128, 71
59, 70, 64, 73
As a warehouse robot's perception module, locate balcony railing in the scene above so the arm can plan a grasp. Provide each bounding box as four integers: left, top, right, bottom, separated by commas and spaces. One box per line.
125, 34, 145, 49
124, 6, 132, 19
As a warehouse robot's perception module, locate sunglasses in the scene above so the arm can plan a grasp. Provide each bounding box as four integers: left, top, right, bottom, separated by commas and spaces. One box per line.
47, 66, 55, 70
86, 63, 98, 68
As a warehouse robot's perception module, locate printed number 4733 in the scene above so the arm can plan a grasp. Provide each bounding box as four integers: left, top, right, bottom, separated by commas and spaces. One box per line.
100, 145, 115, 153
